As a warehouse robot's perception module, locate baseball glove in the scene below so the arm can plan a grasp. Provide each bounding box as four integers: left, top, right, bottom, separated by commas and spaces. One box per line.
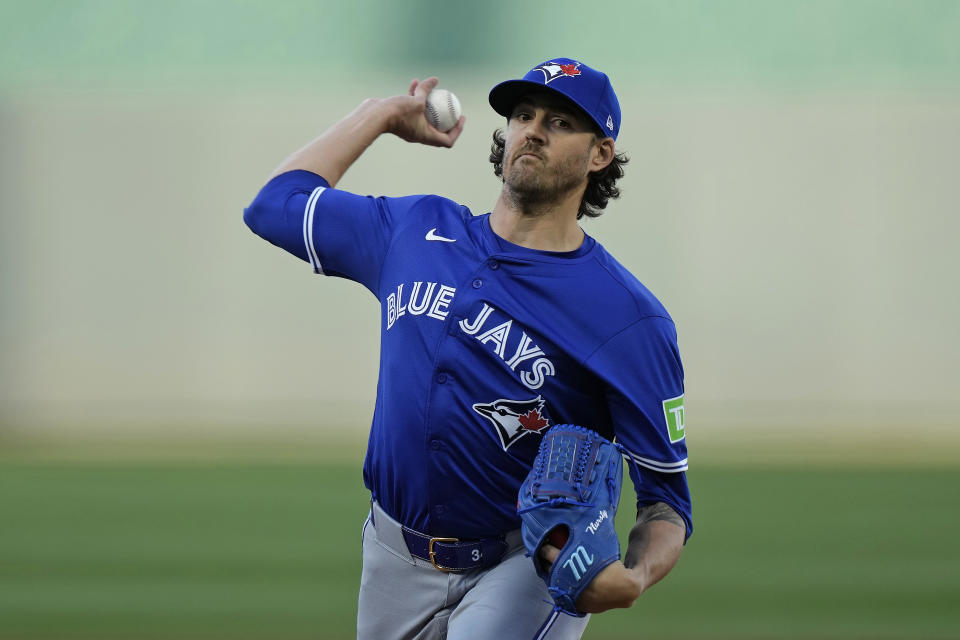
517, 424, 624, 617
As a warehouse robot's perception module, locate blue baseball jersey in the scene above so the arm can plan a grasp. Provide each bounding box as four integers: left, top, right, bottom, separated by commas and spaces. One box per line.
245, 170, 692, 540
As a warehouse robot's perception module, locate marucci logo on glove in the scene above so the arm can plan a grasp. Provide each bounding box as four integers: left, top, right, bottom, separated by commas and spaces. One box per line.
562, 545, 595, 581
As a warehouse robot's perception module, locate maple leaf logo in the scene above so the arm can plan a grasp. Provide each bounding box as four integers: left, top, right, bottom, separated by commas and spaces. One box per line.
559, 63, 581, 77
518, 408, 549, 432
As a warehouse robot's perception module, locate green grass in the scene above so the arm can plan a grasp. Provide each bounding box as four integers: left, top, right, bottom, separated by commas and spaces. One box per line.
1, 459, 958, 639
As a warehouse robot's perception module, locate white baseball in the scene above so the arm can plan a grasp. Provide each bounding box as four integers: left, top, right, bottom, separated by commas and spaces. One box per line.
424, 88, 461, 132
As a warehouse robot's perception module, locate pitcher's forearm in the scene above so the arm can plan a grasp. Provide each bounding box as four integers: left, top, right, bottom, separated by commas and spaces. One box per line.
268, 98, 394, 186
623, 502, 686, 594
266, 78, 464, 187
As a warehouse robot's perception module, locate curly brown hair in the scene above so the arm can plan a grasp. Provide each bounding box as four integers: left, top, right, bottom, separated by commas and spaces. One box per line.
488, 129, 629, 219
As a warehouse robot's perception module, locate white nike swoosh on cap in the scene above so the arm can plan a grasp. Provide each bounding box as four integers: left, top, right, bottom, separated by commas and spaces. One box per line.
426, 228, 456, 242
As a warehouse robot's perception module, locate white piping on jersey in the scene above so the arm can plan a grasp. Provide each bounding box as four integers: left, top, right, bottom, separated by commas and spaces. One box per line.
621, 450, 688, 473
533, 608, 561, 640
303, 186, 326, 274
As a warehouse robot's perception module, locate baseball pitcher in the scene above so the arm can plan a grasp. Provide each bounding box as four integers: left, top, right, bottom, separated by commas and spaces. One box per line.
244, 58, 692, 640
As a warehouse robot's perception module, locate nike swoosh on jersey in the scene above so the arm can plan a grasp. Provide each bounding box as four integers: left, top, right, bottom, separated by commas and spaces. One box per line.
425, 228, 456, 242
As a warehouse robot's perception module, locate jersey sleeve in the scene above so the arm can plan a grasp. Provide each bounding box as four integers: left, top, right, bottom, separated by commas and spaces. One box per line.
587, 315, 692, 539
244, 170, 430, 295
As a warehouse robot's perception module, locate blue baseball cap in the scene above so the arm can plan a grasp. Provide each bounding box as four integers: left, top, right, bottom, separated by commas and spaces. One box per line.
489, 58, 621, 140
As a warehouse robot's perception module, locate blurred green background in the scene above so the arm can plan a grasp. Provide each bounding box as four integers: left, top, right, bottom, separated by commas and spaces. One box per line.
2, 1, 959, 638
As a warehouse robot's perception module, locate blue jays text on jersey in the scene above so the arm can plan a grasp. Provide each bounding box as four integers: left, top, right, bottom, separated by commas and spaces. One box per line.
244, 170, 692, 541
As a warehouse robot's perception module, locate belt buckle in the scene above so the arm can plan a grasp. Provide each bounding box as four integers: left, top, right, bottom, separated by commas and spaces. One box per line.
427, 537, 459, 572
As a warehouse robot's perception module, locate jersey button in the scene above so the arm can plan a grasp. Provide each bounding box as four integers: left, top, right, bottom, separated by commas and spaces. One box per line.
487, 259, 500, 270
436, 372, 448, 384
434, 504, 446, 515
430, 439, 443, 450
472, 278, 483, 289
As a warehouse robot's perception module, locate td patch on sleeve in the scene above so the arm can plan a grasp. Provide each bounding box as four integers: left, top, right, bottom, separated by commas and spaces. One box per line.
662, 395, 685, 443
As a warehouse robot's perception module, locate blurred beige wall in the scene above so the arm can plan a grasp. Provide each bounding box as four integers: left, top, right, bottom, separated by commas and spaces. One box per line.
2, 1, 958, 439
2, 84, 957, 434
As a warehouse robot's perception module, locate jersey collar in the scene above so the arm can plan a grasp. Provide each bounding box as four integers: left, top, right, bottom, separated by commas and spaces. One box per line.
481, 214, 597, 263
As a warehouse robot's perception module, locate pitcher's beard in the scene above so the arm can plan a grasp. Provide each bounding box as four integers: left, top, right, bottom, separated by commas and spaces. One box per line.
502, 155, 588, 216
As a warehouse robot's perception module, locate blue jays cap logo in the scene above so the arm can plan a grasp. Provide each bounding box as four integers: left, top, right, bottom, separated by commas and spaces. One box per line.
534, 61, 582, 84
489, 57, 622, 140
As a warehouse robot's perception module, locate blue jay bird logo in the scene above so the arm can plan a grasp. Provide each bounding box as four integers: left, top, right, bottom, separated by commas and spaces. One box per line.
473, 396, 551, 450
